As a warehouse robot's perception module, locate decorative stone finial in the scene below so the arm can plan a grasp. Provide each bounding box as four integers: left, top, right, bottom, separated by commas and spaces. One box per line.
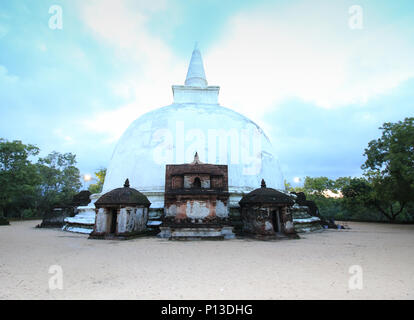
191, 152, 203, 165
261, 179, 266, 188
124, 179, 130, 188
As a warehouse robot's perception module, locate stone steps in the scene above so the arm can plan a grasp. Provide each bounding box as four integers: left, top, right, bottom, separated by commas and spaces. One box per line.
158, 226, 235, 240
291, 204, 323, 233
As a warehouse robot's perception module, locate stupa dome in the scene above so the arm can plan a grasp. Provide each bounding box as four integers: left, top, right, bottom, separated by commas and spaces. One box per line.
102, 46, 284, 211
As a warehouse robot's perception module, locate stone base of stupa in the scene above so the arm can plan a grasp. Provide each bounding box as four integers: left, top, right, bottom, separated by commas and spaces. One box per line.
62, 209, 95, 234
158, 225, 235, 240
291, 204, 324, 233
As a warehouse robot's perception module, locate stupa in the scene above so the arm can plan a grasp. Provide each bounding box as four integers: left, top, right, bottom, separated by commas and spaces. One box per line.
102, 45, 285, 221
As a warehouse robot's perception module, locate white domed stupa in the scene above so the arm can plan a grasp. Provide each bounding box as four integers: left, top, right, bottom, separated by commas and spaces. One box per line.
102, 46, 284, 218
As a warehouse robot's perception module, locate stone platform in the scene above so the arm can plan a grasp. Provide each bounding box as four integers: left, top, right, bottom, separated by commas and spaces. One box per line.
158, 226, 235, 240
62, 193, 101, 234
291, 204, 323, 233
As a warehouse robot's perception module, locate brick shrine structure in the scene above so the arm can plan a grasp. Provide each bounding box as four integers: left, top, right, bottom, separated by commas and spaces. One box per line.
158, 153, 235, 240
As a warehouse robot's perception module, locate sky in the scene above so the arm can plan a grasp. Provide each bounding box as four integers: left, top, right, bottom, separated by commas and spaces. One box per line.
1, 0, 413, 187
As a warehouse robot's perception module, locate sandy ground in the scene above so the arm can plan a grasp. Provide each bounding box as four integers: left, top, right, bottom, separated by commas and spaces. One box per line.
0, 220, 413, 300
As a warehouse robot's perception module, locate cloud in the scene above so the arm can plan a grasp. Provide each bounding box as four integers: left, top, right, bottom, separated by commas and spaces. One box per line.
205, 0, 414, 121
77, 0, 186, 141
53, 129, 75, 145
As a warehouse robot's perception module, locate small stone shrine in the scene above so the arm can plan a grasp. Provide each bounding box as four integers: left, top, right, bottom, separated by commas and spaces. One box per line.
89, 179, 151, 240
239, 179, 298, 239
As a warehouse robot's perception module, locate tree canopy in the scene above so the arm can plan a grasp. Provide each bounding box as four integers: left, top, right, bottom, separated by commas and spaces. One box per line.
0, 139, 82, 218
88, 168, 106, 194
360, 117, 414, 220
0, 139, 40, 217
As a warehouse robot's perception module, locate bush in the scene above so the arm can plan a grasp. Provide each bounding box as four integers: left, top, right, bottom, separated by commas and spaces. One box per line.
0, 215, 9, 225
21, 208, 37, 219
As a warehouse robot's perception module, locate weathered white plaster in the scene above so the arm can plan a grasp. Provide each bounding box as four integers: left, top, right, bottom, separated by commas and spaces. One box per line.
285, 220, 294, 230
134, 207, 148, 231
165, 204, 177, 217
201, 179, 210, 189
221, 227, 236, 239
215, 200, 228, 218
264, 221, 274, 231
95, 208, 107, 233
186, 201, 209, 219
117, 208, 128, 233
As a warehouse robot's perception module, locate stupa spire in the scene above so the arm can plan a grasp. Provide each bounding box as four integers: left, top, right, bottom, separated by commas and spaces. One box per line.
185, 44, 208, 87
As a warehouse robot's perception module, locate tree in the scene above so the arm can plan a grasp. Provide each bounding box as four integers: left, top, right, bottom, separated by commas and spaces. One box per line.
303, 176, 335, 196
361, 117, 414, 221
340, 177, 373, 218
333, 177, 352, 193
88, 168, 106, 194
36, 151, 82, 213
284, 179, 292, 191
284, 179, 304, 193
0, 139, 40, 218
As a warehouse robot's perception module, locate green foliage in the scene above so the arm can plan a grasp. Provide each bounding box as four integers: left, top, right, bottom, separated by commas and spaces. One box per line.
293, 118, 414, 222
284, 180, 292, 191
284, 179, 304, 193
296, 175, 412, 222
0, 138, 82, 218
36, 151, 82, 214
0, 139, 40, 218
0, 215, 9, 225
361, 117, 414, 220
306, 194, 345, 220
88, 168, 106, 194
303, 176, 335, 195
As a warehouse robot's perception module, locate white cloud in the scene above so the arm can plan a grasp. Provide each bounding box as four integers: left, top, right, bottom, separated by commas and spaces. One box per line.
205, 0, 414, 121
53, 129, 75, 145
77, 0, 186, 141
78, 0, 414, 142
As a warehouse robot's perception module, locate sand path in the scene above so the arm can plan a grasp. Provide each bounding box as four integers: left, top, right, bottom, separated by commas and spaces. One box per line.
0, 221, 413, 299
